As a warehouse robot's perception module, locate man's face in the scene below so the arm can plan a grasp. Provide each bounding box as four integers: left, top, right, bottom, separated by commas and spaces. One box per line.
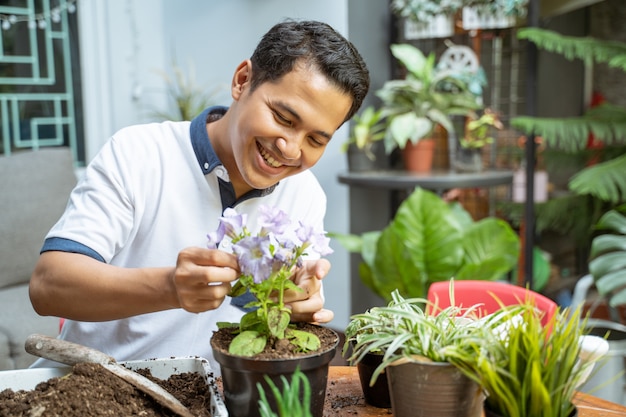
222, 61, 352, 196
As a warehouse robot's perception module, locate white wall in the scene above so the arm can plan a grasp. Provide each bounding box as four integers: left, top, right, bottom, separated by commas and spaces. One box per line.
78, 0, 353, 330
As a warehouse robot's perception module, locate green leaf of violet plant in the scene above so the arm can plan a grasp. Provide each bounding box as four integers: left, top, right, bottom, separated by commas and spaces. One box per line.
209, 205, 333, 357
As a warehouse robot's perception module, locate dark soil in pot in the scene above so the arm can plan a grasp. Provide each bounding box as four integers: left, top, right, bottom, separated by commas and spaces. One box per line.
0, 362, 214, 416
211, 323, 338, 417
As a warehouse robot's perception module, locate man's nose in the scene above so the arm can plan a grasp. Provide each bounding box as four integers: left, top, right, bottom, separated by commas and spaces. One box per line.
276, 136, 302, 160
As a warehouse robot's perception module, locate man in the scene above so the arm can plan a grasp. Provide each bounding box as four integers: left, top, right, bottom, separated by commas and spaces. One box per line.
29, 19, 369, 372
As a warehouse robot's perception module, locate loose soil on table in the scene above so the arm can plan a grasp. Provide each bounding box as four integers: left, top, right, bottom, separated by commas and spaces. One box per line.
0, 362, 214, 417
0, 325, 364, 417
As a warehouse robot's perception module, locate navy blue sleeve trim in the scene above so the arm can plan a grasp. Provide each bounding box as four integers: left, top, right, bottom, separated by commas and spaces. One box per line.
41, 237, 106, 263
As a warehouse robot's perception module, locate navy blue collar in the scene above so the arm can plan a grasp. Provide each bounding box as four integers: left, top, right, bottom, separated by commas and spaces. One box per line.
190, 106, 227, 175
189, 106, 276, 208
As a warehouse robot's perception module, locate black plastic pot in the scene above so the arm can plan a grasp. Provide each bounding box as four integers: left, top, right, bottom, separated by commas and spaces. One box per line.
387, 361, 484, 417
211, 327, 338, 417
356, 351, 391, 408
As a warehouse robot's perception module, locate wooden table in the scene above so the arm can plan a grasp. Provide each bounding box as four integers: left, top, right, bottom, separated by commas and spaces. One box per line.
325, 366, 626, 417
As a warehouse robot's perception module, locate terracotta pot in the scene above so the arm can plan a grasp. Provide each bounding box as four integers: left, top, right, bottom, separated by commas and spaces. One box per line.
387, 361, 484, 417
211, 326, 338, 417
402, 138, 436, 173
356, 351, 391, 408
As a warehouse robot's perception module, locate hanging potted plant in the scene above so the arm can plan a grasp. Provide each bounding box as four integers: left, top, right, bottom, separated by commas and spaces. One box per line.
390, 0, 463, 40
461, 0, 529, 31
377, 43, 482, 172
342, 105, 387, 172
454, 108, 504, 172
208, 205, 338, 417
345, 288, 528, 417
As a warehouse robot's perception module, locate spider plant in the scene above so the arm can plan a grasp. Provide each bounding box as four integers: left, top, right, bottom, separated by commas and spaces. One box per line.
345, 289, 526, 386
257, 367, 312, 417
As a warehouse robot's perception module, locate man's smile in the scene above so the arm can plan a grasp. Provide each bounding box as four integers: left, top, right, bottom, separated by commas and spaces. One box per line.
257, 142, 283, 168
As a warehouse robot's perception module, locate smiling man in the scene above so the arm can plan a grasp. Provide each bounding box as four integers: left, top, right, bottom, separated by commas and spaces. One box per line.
28, 19, 369, 372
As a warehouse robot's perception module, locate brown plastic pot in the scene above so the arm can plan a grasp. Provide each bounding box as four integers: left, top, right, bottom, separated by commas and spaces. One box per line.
356, 351, 391, 408
211, 327, 338, 417
387, 360, 484, 417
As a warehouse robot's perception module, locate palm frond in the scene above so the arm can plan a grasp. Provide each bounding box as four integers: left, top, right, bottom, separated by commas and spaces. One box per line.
511, 108, 626, 152
518, 28, 626, 72
569, 154, 626, 204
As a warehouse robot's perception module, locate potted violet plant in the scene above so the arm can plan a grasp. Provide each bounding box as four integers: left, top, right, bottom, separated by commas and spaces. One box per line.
208, 205, 338, 417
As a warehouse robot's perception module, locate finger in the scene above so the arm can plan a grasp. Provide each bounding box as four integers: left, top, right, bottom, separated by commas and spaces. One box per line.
283, 277, 321, 303
309, 258, 331, 280
179, 281, 233, 313
287, 292, 324, 318
290, 308, 335, 324
179, 247, 239, 272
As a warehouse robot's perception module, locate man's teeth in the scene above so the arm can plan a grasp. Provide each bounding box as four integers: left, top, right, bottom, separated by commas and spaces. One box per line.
258, 144, 282, 168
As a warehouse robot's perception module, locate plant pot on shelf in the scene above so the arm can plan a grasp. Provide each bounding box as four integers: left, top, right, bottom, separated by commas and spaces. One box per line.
387, 360, 484, 417
211, 325, 338, 417
454, 147, 484, 172
403, 15, 455, 40
346, 141, 388, 172
461, 7, 516, 30
356, 351, 391, 408
402, 138, 435, 173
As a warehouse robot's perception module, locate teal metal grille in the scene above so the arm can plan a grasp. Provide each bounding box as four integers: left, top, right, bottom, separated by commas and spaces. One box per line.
0, 0, 82, 164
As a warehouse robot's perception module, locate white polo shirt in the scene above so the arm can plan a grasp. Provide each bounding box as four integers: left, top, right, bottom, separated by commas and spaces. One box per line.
31, 107, 327, 373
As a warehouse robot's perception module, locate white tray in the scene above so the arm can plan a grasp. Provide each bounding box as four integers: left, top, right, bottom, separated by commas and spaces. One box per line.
0, 356, 228, 416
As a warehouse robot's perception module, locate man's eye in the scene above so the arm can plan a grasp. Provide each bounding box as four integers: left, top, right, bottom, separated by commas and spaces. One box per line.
308, 136, 324, 147
274, 112, 292, 126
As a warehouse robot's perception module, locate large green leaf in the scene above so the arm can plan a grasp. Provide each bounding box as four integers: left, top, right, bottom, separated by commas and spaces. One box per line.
455, 218, 520, 282
372, 188, 464, 300
331, 188, 520, 303
569, 154, 626, 204
589, 207, 626, 307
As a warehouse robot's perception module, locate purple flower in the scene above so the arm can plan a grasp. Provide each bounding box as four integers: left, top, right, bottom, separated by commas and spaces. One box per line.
258, 205, 291, 236
232, 235, 273, 283
219, 208, 247, 240
296, 222, 334, 256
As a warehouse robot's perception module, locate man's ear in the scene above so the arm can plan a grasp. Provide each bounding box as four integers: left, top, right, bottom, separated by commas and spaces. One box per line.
231, 60, 252, 100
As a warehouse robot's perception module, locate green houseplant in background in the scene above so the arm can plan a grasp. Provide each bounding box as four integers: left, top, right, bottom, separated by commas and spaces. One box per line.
376, 43, 482, 156
589, 204, 626, 307
331, 187, 520, 303
507, 28, 626, 315
342, 105, 387, 171
390, 0, 463, 25
149, 61, 221, 121
455, 108, 504, 172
